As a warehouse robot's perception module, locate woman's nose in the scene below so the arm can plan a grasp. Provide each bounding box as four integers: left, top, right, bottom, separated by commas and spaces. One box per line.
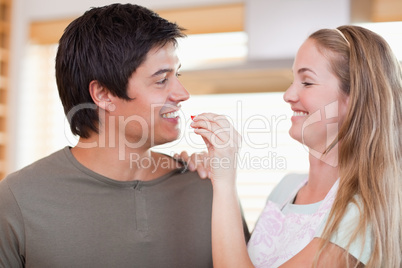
283, 83, 298, 104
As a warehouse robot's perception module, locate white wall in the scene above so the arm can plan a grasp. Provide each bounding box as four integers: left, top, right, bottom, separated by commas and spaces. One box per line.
7, 0, 352, 172
7, 0, 243, 172
246, 0, 351, 60
26, 0, 243, 21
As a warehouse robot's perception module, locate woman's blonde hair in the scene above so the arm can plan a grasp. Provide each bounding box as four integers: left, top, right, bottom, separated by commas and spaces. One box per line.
309, 25, 402, 267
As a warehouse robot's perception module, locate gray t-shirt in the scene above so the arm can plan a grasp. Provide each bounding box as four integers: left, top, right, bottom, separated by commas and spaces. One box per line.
0, 147, 216, 268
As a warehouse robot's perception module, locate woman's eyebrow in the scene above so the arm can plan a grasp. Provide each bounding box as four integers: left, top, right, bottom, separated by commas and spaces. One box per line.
297, 67, 317, 75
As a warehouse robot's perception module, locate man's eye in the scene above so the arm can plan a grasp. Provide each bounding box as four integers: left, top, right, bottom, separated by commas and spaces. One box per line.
176, 73, 182, 77
157, 78, 168, 84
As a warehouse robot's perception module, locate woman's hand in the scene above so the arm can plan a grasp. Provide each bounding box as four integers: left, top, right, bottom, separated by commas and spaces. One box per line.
174, 150, 210, 179
189, 113, 241, 185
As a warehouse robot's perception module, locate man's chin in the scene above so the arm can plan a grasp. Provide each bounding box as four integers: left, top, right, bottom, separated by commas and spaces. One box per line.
151, 135, 180, 147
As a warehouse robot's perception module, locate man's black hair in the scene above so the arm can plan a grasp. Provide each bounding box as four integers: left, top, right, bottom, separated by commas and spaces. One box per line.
56, 3, 185, 138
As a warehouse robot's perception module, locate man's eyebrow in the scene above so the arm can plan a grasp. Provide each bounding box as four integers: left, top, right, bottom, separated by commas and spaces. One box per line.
151, 68, 173, 77
151, 64, 181, 77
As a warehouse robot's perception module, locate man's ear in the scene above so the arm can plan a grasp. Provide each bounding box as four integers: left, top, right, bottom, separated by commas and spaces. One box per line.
89, 80, 114, 111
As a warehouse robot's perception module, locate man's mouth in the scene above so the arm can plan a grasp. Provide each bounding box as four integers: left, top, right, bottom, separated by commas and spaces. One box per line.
161, 111, 179, 119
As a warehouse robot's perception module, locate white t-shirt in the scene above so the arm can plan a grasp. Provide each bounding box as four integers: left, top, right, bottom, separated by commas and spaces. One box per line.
250, 173, 372, 265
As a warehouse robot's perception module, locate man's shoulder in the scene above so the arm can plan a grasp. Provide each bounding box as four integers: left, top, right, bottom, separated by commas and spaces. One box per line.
2, 147, 70, 186
162, 166, 213, 197
151, 151, 207, 181
169, 168, 212, 185
171, 168, 210, 182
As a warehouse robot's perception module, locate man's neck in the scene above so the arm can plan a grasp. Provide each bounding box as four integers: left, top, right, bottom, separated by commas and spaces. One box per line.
71, 137, 178, 182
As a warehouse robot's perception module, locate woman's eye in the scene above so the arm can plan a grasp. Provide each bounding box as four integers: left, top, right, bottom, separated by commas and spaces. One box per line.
176, 72, 182, 78
302, 82, 313, 86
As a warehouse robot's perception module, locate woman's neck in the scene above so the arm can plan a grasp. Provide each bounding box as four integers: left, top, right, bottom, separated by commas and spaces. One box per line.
294, 147, 340, 204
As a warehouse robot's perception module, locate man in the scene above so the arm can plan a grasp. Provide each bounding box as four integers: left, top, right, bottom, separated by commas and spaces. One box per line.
0, 4, 249, 267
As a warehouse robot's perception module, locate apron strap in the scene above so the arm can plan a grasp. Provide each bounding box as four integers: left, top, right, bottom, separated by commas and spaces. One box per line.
279, 176, 308, 210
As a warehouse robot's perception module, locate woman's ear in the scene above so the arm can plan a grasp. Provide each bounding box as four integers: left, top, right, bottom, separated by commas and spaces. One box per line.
89, 80, 114, 111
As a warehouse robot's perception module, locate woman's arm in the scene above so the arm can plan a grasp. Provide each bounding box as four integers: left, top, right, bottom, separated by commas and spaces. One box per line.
211, 176, 254, 267
190, 113, 254, 268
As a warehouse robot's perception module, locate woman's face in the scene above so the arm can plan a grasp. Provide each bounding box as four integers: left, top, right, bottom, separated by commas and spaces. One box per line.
283, 38, 349, 154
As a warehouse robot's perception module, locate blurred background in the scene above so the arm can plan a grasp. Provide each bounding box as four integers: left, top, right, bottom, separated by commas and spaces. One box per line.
1, 0, 401, 229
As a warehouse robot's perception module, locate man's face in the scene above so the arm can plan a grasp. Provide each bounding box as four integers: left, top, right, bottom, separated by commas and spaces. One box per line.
110, 42, 190, 148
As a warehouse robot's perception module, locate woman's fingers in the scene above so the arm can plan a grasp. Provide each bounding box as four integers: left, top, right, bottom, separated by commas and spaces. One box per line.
173, 151, 191, 168
191, 113, 232, 134
174, 150, 210, 179
174, 112, 240, 182
189, 151, 210, 179
193, 128, 232, 152
190, 113, 241, 183
176, 151, 189, 162
191, 113, 240, 150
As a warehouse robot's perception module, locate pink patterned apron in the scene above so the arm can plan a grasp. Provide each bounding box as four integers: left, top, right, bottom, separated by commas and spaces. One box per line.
247, 178, 339, 268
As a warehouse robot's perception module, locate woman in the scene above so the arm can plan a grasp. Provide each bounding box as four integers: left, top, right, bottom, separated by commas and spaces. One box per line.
185, 25, 402, 267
